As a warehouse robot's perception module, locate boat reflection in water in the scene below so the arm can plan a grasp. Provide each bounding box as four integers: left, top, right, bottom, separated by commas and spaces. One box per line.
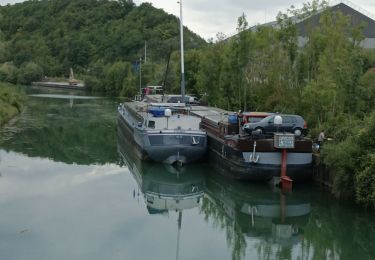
202, 172, 311, 258
118, 126, 206, 213
118, 126, 207, 259
131, 164, 205, 215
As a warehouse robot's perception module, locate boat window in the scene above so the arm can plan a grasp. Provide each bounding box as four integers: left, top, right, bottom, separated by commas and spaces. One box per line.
148, 120, 155, 128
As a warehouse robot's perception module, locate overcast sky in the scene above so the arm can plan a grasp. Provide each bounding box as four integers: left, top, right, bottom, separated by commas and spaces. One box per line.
1, 0, 375, 40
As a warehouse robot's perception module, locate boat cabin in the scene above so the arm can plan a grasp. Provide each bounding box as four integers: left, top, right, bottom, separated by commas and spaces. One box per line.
241, 112, 273, 125
200, 114, 240, 138
142, 86, 164, 95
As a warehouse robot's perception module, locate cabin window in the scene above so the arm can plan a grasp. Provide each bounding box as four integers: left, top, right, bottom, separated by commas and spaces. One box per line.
148, 120, 155, 128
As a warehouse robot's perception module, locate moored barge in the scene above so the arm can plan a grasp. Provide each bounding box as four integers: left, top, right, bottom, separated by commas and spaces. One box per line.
118, 100, 207, 165
192, 108, 313, 181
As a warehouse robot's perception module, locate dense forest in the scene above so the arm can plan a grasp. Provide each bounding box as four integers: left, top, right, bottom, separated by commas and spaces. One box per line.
1, 0, 375, 207
0, 0, 206, 94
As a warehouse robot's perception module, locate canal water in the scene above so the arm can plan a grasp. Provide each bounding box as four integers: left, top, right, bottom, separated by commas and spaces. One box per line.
0, 88, 374, 260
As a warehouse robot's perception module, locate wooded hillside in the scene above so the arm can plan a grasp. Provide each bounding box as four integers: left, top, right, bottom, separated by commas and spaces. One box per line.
0, 0, 206, 92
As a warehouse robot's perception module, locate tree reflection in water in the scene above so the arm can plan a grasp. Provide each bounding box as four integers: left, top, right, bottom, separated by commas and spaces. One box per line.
200, 170, 375, 260
200, 173, 311, 260
0, 93, 118, 165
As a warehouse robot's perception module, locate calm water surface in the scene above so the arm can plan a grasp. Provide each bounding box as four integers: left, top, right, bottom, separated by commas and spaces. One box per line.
0, 88, 374, 260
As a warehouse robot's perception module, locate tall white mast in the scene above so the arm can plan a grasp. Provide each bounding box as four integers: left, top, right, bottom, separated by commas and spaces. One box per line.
179, 0, 185, 101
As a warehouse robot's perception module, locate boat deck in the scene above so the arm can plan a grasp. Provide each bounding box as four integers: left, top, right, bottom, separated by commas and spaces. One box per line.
125, 102, 210, 131
190, 106, 229, 124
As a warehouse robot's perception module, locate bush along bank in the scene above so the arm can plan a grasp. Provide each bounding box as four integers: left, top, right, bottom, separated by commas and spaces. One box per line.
0, 83, 26, 126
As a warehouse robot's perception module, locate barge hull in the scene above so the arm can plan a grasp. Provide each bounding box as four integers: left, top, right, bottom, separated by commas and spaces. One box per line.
209, 148, 312, 181
118, 105, 207, 164
207, 135, 312, 182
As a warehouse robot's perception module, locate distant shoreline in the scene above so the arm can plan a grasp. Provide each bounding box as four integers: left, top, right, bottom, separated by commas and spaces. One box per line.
31, 81, 85, 90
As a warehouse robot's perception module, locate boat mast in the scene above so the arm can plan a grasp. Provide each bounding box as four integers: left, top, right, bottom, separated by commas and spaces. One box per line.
179, 0, 185, 102
144, 40, 147, 64
139, 56, 142, 95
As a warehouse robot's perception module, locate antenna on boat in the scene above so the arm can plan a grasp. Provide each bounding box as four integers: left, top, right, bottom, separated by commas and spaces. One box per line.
144, 41, 147, 64
162, 46, 172, 92
178, 0, 185, 102
139, 56, 142, 95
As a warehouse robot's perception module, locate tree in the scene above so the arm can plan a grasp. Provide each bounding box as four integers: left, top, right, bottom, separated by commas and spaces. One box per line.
0, 62, 18, 84
17, 61, 43, 84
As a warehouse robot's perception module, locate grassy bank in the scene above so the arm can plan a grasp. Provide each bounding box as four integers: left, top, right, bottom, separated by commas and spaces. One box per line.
0, 83, 26, 126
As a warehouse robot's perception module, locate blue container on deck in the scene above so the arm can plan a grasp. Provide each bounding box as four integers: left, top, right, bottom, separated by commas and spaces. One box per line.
149, 107, 165, 117
228, 114, 238, 124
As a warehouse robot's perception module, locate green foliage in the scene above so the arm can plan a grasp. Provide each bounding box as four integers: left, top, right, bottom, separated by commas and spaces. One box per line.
17, 61, 44, 84
323, 112, 375, 207
102, 61, 129, 95
0, 83, 25, 125
83, 75, 100, 91
0, 0, 206, 95
357, 70, 375, 112
356, 154, 375, 208
0, 62, 18, 84
322, 137, 359, 197
363, 49, 375, 69
195, 42, 226, 107
183, 49, 201, 96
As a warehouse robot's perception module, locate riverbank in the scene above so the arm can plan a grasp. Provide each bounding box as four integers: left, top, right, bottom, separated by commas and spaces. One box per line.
0, 83, 26, 126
